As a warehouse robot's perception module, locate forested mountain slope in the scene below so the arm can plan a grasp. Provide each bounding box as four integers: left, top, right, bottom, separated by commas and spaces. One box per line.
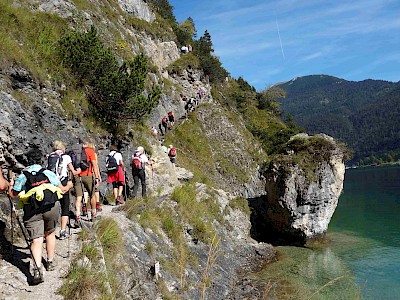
277, 75, 400, 165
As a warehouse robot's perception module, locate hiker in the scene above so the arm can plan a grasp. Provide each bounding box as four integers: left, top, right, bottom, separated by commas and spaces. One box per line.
73, 140, 101, 224
131, 146, 150, 198
161, 116, 168, 134
106, 145, 125, 205
158, 122, 164, 136
161, 143, 168, 154
88, 142, 102, 212
151, 126, 158, 136
168, 111, 175, 127
47, 140, 81, 240
168, 145, 177, 170
8, 148, 73, 284
181, 45, 188, 54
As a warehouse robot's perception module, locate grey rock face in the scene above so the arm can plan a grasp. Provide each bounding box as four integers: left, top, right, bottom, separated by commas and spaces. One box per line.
118, 0, 155, 22
263, 134, 345, 244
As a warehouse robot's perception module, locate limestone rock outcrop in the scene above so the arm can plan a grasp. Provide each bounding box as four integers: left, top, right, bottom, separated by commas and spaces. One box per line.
263, 133, 345, 245
118, 0, 155, 22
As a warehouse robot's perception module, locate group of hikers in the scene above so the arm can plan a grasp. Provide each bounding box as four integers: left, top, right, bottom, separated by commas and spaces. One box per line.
183, 87, 206, 117
0, 136, 178, 285
155, 111, 175, 136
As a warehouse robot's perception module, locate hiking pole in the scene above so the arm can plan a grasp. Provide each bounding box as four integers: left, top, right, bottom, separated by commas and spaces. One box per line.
6, 171, 41, 275
123, 170, 127, 202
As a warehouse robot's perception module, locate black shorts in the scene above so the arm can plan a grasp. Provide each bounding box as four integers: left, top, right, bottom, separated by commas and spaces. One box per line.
112, 181, 124, 188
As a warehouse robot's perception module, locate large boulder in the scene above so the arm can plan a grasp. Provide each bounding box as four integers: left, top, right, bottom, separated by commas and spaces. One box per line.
262, 133, 345, 245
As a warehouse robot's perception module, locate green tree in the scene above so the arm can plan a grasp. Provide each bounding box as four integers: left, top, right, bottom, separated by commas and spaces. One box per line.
175, 17, 196, 46
194, 30, 228, 83
146, 0, 176, 24
59, 27, 160, 134
257, 87, 286, 112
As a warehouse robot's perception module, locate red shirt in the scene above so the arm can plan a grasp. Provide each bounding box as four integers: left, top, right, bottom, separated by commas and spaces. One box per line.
80, 147, 96, 177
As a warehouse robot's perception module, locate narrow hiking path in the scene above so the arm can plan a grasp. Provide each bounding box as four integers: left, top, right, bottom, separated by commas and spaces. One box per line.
0, 202, 126, 300
0, 222, 81, 299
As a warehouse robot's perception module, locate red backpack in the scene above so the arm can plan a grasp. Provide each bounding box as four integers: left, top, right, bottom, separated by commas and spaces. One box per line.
132, 154, 143, 170
169, 147, 176, 157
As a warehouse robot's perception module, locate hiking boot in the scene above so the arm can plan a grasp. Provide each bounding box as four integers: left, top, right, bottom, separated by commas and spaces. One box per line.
59, 230, 69, 240
46, 260, 55, 271
96, 202, 102, 212
116, 196, 122, 205
82, 204, 88, 216
32, 267, 44, 285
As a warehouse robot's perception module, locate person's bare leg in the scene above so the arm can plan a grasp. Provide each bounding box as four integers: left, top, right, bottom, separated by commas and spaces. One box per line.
31, 237, 44, 267
75, 196, 82, 217
44, 231, 56, 261
61, 215, 68, 231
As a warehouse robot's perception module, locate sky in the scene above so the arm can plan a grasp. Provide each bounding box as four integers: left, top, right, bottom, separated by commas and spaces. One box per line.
169, 0, 400, 90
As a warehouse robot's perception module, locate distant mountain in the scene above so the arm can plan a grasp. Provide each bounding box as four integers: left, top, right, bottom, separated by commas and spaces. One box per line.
276, 75, 400, 165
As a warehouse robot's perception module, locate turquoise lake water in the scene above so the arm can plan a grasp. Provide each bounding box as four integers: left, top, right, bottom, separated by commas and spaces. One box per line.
259, 165, 400, 299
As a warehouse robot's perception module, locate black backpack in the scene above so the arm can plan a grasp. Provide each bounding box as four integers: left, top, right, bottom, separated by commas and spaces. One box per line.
23, 168, 59, 211
69, 144, 89, 171
47, 152, 67, 179
106, 152, 119, 173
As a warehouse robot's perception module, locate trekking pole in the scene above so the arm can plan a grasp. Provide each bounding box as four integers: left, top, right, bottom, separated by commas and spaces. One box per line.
6, 170, 41, 275
123, 170, 128, 201
5, 169, 15, 260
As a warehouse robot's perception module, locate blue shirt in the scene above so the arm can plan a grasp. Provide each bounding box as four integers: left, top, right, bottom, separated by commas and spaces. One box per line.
13, 164, 61, 192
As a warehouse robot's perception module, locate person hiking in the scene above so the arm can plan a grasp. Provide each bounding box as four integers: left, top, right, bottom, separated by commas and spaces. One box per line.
88, 142, 102, 212
131, 146, 150, 198
151, 126, 158, 136
161, 116, 168, 134
168, 145, 177, 170
73, 140, 101, 224
47, 140, 81, 240
8, 148, 73, 284
106, 145, 125, 205
158, 122, 164, 136
168, 111, 175, 127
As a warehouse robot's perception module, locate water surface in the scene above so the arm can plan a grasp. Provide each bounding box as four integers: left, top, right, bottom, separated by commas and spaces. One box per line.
258, 165, 400, 299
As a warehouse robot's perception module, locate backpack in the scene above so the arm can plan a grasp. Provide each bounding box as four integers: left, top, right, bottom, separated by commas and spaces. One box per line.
106, 152, 119, 173
23, 168, 59, 211
69, 144, 90, 171
169, 147, 176, 157
47, 152, 67, 180
131, 154, 143, 171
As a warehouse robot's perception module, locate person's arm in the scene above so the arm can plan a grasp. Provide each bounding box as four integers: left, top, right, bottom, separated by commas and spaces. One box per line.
8, 177, 18, 199
58, 181, 73, 193
67, 162, 81, 176
91, 159, 102, 184
118, 153, 125, 171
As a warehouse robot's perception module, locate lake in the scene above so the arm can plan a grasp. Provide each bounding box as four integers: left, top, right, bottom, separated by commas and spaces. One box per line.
257, 165, 400, 299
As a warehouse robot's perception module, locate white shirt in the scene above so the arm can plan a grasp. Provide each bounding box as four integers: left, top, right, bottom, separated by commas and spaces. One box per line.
107, 151, 123, 165
50, 150, 72, 180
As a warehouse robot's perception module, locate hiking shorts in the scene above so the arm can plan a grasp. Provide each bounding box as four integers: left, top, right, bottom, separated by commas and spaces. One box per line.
74, 176, 94, 198
169, 156, 176, 164
23, 201, 60, 240
112, 181, 124, 188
